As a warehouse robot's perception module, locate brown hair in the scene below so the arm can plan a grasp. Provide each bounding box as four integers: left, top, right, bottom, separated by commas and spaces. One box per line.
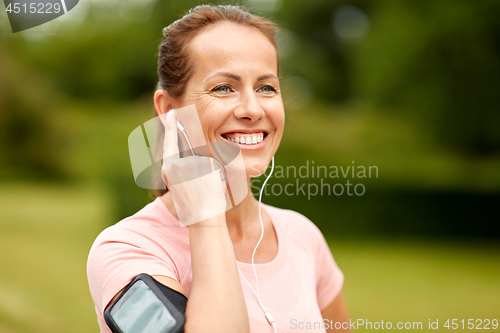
152, 5, 280, 197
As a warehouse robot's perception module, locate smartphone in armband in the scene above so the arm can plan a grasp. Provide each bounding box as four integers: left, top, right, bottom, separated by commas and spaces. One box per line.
104, 274, 186, 333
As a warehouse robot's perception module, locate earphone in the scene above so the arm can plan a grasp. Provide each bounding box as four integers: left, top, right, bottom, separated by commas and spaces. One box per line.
176, 121, 195, 156
176, 120, 227, 182
176, 114, 277, 331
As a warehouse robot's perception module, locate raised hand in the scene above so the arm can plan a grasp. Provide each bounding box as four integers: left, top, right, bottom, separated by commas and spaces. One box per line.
160, 110, 227, 226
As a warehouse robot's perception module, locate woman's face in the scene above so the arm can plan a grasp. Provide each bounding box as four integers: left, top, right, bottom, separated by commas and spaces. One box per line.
174, 22, 284, 177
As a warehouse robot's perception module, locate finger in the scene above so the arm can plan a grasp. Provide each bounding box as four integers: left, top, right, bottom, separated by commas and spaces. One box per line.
162, 110, 179, 164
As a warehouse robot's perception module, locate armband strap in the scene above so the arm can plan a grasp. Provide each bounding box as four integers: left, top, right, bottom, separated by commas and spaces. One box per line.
151, 277, 188, 314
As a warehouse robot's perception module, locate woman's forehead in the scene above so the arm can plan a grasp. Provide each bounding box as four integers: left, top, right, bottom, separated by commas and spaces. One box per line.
188, 22, 278, 77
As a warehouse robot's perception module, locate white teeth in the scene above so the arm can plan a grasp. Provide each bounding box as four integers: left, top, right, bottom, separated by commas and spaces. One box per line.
223, 134, 265, 145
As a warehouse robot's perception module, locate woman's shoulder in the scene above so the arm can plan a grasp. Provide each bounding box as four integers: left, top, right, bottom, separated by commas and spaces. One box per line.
88, 197, 187, 257
86, 198, 189, 316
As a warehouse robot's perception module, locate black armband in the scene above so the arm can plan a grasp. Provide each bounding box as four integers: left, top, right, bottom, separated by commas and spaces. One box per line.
150, 275, 188, 314
104, 273, 187, 333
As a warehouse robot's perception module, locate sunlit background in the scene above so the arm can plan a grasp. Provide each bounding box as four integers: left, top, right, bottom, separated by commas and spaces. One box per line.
1, 0, 499, 332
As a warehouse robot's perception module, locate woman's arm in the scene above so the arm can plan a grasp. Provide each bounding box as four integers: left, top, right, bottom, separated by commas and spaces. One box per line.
106, 214, 249, 333
182, 214, 249, 333
105, 110, 249, 332
321, 290, 351, 332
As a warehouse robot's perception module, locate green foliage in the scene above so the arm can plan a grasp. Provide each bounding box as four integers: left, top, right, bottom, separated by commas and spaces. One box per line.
0, 51, 69, 179
0, 0, 230, 101
275, 0, 500, 155
353, 1, 500, 155
1, 0, 499, 230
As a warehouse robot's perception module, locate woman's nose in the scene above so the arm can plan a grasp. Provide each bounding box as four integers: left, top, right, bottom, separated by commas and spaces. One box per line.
233, 90, 265, 122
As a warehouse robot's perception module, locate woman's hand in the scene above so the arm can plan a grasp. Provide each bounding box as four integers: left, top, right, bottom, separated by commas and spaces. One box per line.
158, 110, 250, 333
160, 110, 227, 226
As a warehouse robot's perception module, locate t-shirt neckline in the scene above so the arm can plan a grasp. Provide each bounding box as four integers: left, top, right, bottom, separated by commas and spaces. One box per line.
153, 197, 286, 275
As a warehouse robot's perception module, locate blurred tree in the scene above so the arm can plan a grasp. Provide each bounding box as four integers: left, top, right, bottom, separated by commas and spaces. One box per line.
1, 0, 222, 101
276, 0, 366, 102
0, 51, 69, 179
276, 0, 500, 155
353, 0, 500, 155
4, 0, 499, 156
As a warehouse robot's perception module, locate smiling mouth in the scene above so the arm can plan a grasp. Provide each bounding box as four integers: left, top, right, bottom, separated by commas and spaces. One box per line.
221, 132, 268, 145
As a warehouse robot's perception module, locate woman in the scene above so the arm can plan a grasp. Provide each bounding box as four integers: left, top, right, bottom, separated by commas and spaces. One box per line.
87, 5, 350, 333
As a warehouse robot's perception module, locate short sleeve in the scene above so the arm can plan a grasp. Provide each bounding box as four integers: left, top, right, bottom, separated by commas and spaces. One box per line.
313, 228, 344, 311
86, 227, 180, 317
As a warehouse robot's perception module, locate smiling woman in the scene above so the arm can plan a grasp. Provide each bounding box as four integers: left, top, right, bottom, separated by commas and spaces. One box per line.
87, 5, 350, 333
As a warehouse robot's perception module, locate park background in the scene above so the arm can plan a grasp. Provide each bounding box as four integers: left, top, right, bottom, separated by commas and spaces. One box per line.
0, 0, 499, 331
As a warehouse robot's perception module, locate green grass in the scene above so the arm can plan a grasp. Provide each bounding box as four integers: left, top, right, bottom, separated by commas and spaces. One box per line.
329, 237, 500, 331
0, 182, 110, 333
0, 183, 498, 332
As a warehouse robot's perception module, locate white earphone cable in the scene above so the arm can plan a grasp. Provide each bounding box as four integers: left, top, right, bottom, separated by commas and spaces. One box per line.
179, 129, 195, 156
176, 114, 276, 329
232, 156, 277, 332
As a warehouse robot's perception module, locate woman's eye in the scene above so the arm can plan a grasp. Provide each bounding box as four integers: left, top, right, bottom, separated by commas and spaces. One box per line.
258, 85, 277, 93
212, 85, 232, 93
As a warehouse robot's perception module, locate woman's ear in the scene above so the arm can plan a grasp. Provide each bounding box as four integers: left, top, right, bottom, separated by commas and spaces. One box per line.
154, 90, 175, 125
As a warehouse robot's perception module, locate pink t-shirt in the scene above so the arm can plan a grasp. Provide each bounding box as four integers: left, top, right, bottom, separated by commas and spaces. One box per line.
87, 197, 344, 333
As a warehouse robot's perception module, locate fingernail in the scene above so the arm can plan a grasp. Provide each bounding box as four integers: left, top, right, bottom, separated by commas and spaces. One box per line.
166, 111, 172, 122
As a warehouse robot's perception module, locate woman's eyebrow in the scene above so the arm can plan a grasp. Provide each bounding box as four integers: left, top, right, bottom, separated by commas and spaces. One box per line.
257, 74, 279, 81
204, 72, 279, 82
205, 72, 241, 82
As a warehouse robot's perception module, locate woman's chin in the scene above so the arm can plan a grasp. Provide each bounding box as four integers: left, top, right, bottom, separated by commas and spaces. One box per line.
245, 160, 272, 178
